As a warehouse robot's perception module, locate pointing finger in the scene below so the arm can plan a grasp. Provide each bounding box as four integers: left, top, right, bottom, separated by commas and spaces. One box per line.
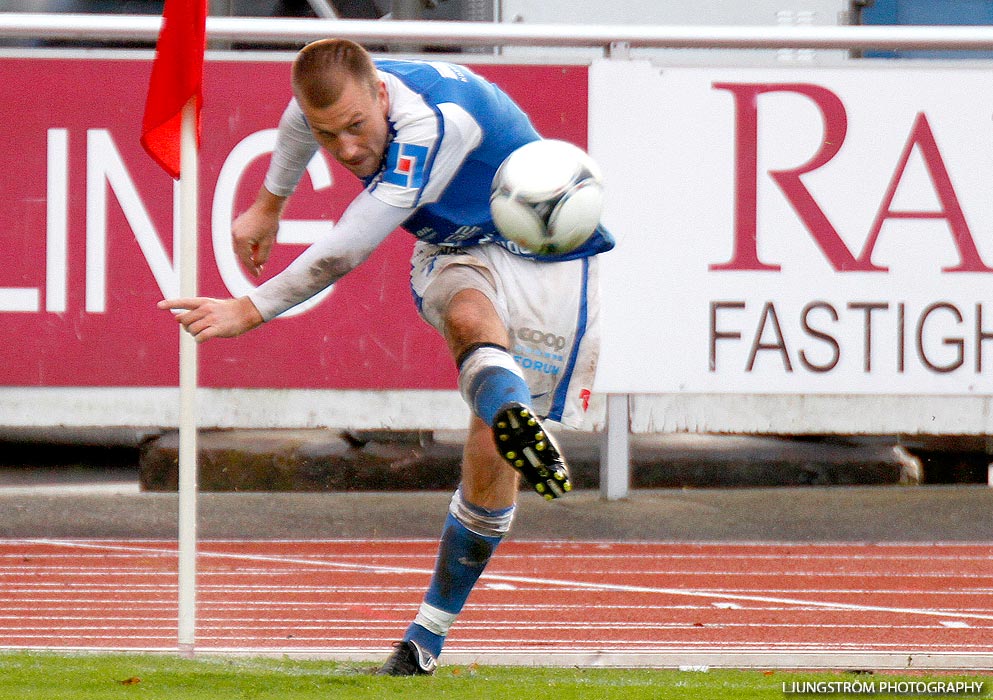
158, 298, 208, 312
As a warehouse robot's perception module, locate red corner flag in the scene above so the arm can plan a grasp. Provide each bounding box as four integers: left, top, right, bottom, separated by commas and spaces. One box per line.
141, 0, 207, 179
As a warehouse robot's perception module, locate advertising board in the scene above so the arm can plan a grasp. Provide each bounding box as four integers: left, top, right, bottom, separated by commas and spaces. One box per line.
593, 61, 993, 397
1, 57, 588, 394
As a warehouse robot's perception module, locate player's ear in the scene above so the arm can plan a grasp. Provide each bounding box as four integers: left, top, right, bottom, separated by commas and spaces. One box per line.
376, 81, 389, 115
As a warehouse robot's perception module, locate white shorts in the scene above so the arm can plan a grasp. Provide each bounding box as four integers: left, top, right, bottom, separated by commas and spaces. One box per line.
410, 241, 601, 429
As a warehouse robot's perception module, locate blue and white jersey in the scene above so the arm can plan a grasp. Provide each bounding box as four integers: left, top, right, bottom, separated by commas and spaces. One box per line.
365, 60, 614, 261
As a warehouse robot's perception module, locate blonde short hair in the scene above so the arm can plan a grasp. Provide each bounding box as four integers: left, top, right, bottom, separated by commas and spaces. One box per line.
292, 38, 380, 109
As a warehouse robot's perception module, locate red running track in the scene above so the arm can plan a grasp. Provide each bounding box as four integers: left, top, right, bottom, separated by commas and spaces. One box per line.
1, 539, 991, 669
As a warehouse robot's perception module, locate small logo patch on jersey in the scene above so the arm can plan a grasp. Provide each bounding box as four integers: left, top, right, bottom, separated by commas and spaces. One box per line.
382, 142, 429, 189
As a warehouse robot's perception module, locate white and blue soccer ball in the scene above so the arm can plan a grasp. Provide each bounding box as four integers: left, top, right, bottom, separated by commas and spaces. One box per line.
489, 139, 604, 256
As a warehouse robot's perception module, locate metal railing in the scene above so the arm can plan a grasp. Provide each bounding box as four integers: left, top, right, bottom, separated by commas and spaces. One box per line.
3, 13, 993, 51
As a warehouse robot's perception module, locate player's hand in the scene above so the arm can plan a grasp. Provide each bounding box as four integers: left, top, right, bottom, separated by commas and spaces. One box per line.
232, 207, 278, 278
232, 189, 286, 277
157, 296, 264, 343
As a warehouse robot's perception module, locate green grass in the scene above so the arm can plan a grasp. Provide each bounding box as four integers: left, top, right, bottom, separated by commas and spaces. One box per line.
0, 652, 988, 699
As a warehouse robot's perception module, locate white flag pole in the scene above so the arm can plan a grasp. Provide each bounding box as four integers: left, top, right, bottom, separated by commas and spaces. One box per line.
177, 96, 199, 658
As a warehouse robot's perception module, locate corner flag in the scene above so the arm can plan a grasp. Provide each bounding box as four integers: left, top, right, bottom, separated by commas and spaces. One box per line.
141, 0, 207, 656
141, 0, 207, 179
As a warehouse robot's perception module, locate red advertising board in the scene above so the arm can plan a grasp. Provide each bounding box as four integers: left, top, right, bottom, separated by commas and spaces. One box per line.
0, 57, 588, 390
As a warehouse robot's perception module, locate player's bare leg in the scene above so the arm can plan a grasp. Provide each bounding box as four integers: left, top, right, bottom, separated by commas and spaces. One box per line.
446, 289, 571, 499
379, 288, 565, 675
461, 414, 519, 507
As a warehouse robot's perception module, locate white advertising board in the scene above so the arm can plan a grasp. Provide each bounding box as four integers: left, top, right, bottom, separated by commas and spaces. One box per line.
592, 60, 993, 397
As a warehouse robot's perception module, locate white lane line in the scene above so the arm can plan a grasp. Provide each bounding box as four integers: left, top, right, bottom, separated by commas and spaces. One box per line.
5, 586, 991, 598
3, 539, 990, 555
5, 552, 990, 564
2, 620, 980, 632
31, 539, 993, 624
4, 544, 989, 570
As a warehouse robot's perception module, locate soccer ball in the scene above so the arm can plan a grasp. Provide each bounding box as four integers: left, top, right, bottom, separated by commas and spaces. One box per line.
490, 139, 604, 255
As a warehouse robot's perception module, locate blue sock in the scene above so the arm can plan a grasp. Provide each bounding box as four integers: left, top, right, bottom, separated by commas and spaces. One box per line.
403, 505, 511, 658
466, 365, 532, 425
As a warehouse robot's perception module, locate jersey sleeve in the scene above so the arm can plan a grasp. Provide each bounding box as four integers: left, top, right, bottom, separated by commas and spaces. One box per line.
367, 75, 483, 210
248, 191, 410, 321
263, 98, 320, 198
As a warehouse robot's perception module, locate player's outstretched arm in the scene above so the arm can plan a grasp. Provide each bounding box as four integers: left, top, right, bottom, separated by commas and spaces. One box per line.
247, 191, 410, 322
233, 99, 318, 277
157, 296, 264, 344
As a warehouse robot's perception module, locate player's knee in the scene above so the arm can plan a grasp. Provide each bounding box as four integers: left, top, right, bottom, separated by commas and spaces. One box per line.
443, 289, 497, 348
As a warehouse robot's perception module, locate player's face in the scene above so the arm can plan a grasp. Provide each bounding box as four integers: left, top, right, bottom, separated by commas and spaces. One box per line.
303, 78, 390, 179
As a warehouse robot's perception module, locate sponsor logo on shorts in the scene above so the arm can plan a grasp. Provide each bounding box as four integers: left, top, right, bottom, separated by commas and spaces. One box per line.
516, 327, 567, 351
514, 354, 561, 376
513, 327, 567, 375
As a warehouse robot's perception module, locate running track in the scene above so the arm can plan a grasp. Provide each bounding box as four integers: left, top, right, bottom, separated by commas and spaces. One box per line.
1, 539, 991, 669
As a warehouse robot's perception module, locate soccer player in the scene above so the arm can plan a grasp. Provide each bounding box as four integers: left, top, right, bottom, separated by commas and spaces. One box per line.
158, 38, 614, 675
